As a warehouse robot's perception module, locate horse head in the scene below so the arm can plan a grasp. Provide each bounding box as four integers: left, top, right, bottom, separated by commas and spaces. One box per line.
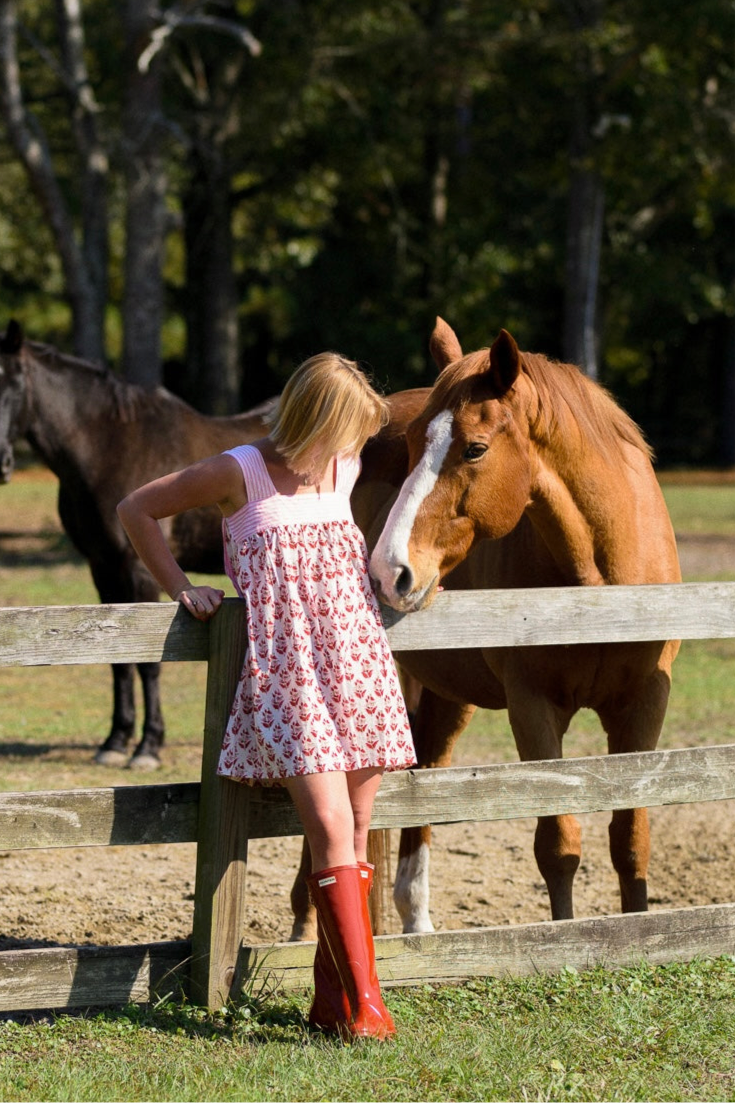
0, 320, 29, 483
370, 318, 534, 612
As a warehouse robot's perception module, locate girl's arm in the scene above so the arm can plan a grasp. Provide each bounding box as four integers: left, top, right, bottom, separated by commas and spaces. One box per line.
117, 453, 244, 620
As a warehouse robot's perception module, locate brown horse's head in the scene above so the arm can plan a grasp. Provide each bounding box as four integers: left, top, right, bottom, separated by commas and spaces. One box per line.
0, 321, 28, 483
370, 319, 534, 612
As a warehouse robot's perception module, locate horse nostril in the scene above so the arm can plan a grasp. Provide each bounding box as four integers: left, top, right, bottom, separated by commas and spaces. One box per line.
395, 565, 414, 597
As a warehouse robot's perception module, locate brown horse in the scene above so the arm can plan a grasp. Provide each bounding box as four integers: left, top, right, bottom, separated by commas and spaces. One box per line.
368, 318, 681, 929
0, 320, 273, 767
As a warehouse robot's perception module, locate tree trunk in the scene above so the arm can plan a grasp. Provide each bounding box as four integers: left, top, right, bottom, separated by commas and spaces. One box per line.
55, 0, 108, 358
718, 315, 735, 466
564, 166, 604, 378
0, 0, 107, 360
562, 0, 605, 380
182, 153, 240, 414
121, 0, 167, 388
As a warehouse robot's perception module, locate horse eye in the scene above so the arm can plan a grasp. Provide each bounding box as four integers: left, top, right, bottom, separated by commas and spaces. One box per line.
463, 442, 487, 462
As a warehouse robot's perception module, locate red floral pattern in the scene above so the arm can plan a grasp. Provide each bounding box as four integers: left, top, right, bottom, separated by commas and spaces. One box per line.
218, 516, 416, 786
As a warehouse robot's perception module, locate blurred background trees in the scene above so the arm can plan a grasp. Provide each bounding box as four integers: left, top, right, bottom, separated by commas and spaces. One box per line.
0, 0, 732, 462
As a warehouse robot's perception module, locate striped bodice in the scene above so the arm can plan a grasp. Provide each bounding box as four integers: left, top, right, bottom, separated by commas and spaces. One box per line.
222, 444, 360, 544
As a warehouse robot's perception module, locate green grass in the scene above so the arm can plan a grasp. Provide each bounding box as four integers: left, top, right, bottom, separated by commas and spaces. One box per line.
2, 465, 735, 1101
0, 959, 733, 1102
661, 484, 735, 536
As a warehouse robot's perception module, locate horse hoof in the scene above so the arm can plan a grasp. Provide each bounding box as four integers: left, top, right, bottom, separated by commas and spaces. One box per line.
127, 752, 162, 772
94, 749, 129, 768
289, 917, 318, 942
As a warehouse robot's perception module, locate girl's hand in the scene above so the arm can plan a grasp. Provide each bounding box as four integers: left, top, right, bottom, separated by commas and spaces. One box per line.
175, 585, 225, 621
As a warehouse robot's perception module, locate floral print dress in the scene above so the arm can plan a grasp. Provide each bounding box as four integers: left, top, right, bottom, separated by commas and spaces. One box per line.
217, 445, 416, 786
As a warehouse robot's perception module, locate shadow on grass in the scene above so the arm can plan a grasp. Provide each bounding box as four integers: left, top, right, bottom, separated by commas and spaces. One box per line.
0, 529, 83, 567
0, 741, 53, 758
0, 741, 101, 761
1, 996, 313, 1045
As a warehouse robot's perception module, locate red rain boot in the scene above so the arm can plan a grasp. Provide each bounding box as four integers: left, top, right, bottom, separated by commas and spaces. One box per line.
307, 864, 395, 1040
308, 865, 372, 1033
357, 862, 395, 1035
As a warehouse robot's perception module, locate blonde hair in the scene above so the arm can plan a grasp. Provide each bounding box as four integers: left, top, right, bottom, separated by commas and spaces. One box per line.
269, 352, 389, 476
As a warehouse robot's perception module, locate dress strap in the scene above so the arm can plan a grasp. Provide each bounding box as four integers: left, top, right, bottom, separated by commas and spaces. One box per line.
223, 445, 275, 502
335, 453, 362, 495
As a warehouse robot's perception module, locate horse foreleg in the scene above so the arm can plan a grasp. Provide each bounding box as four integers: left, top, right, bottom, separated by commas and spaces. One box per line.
289, 837, 317, 941
128, 662, 165, 771
599, 658, 673, 914
94, 663, 137, 766
395, 825, 434, 932
609, 807, 650, 912
533, 815, 582, 920
394, 688, 476, 933
507, 682, 577, 919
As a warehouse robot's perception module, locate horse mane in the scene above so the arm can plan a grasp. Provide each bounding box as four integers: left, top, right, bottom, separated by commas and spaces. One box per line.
25, 340, 178, 424
430, 346, 653, 465
520, 351, 654, 464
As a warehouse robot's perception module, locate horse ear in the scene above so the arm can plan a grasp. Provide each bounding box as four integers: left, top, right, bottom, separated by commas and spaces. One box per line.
1, 320, 23, 353
429, 317, 463, 372
487, 329, 521, 395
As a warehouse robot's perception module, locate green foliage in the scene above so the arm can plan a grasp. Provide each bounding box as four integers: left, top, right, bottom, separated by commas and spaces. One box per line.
0, 0, 731, 458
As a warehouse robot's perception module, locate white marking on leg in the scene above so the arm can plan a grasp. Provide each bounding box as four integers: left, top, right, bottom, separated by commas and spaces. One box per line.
394, 843, 435, 934
370, 409, 454, 598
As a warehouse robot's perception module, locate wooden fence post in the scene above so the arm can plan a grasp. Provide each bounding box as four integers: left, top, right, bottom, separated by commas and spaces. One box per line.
367, 829, 392, 935
190, 600, 250, 1008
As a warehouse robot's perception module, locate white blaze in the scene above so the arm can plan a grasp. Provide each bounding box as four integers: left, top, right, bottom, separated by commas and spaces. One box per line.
370, 409, 454, 595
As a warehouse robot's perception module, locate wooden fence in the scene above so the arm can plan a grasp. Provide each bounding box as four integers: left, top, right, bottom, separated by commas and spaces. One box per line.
1, 584, 735, 1012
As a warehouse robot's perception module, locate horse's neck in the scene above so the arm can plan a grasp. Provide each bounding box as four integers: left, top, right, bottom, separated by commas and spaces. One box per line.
26, 355, 101, 479
526, 459, 608, 585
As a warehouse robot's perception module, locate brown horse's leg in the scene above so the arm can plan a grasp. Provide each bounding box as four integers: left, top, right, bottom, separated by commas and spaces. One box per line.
128, 661, 165, 770
290, 837, 317, 941
395, 690, 476, 933
94, 663, 137, 765
533, 815, 582, 920
507, 685, 578, 920
608, 807, 650, 912
599, 659, 673, 914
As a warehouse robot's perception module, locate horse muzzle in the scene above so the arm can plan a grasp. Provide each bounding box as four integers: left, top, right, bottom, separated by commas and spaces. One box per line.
372, 562, 439, 614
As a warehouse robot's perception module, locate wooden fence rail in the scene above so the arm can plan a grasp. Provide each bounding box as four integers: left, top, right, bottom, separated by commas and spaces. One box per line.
1, 585, 734, 1012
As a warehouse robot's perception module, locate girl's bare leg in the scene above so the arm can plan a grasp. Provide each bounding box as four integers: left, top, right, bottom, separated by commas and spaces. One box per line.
284, 767, 384, 871
346, 767, 384, 864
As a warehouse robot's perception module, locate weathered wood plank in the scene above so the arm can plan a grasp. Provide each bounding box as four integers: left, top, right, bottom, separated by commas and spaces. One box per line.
0, 602, 209, 666
0, 941, 191, 1012
382, 582, 735, 650
242, 903, 735, 991
3, 582, 735, 668
1, 903, 732, 1012
247, 743, 735, 835
0, 784, 199, 850
369, 743, 735, 829
2, 744, 734, 852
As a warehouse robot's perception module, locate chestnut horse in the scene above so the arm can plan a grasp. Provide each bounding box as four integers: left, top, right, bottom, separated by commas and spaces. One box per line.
368, 319, 681, 929
0, 317, 681, 935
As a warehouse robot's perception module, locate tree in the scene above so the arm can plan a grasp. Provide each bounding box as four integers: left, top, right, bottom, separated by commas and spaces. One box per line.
562, 0, 606, 379
120, 0, 169, 387
0, 0, 108, 360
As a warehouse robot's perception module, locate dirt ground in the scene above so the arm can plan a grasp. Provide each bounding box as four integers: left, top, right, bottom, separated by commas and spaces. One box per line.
0, 533, 734, 954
